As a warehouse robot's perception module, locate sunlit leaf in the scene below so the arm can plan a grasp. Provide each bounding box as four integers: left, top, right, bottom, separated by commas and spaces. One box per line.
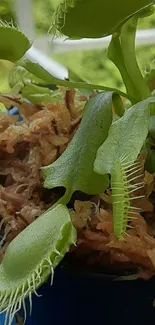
94, 97, 155, 175
9, 65, 47, 94
0, 60, 13, 93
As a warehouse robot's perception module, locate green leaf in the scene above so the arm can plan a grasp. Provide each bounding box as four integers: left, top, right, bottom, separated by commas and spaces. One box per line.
0, 60, 13, 93
120, 16, 151, 101
0, 204, 76, 323
51, 0, 155, 38
108, 16, 151, 103
0, 23, 31, 62
9, 66, 47, 88
19, 59, 130, 99
9, 65, 51, 95
94, 98, 155, 175
42, 92, 118, 201
21, 83, 61, 104
107, 33, 138, 103
8, 66, 33, 93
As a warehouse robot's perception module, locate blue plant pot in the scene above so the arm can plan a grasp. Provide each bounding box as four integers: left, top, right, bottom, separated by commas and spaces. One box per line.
19, 267, 155, 325
0, 313, 15, 325
1, 265, 155, 325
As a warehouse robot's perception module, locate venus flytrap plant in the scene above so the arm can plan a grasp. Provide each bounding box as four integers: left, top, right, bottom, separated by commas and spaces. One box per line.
0, 1, 155, 323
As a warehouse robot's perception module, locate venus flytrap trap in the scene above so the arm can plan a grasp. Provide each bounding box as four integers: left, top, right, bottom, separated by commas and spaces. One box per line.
111, 156, 145, 240
51, 0, 155, 38
0, 204, 76, 325
0, 22, 31, 62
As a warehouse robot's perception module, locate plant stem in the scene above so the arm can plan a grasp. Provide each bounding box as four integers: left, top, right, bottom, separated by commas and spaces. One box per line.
120, 15, 151, 101
56, 189, 72, 206
47, 78, 131, 101
108, 33, 138, 104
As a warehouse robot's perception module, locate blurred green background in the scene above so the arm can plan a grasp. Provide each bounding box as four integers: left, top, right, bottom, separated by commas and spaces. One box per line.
0, 0, 155, 91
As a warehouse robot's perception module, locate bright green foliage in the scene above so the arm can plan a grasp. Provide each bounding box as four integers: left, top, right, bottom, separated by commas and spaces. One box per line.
0, 60, 13, 93
108, 33, 139, 103
94, 98, 154, 175
0, 204, 76, 325
42, 92, 118, 202
0, 23, 31, 62
52, 43, 155, 93
21, 84, 61, 104
52, 0, 155, 38
8, 66, 38, 94
120, 16, 151, 101
20, 59, 129, 98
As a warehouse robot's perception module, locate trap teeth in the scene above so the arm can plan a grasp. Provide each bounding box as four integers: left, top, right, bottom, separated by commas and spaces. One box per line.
123, 161, 141, 169
129, 195, 145, 201
111, 157, 145, 241
126, 167, 143, 178
127, 174, 144, 183
129, 185, 144, 194
129, 206, 143, 211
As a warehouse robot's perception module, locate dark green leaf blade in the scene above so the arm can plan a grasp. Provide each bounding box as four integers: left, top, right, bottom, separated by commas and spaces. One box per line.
42, 92, 118, 200
94, 98, 155, 175
52, 0, 155, 38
